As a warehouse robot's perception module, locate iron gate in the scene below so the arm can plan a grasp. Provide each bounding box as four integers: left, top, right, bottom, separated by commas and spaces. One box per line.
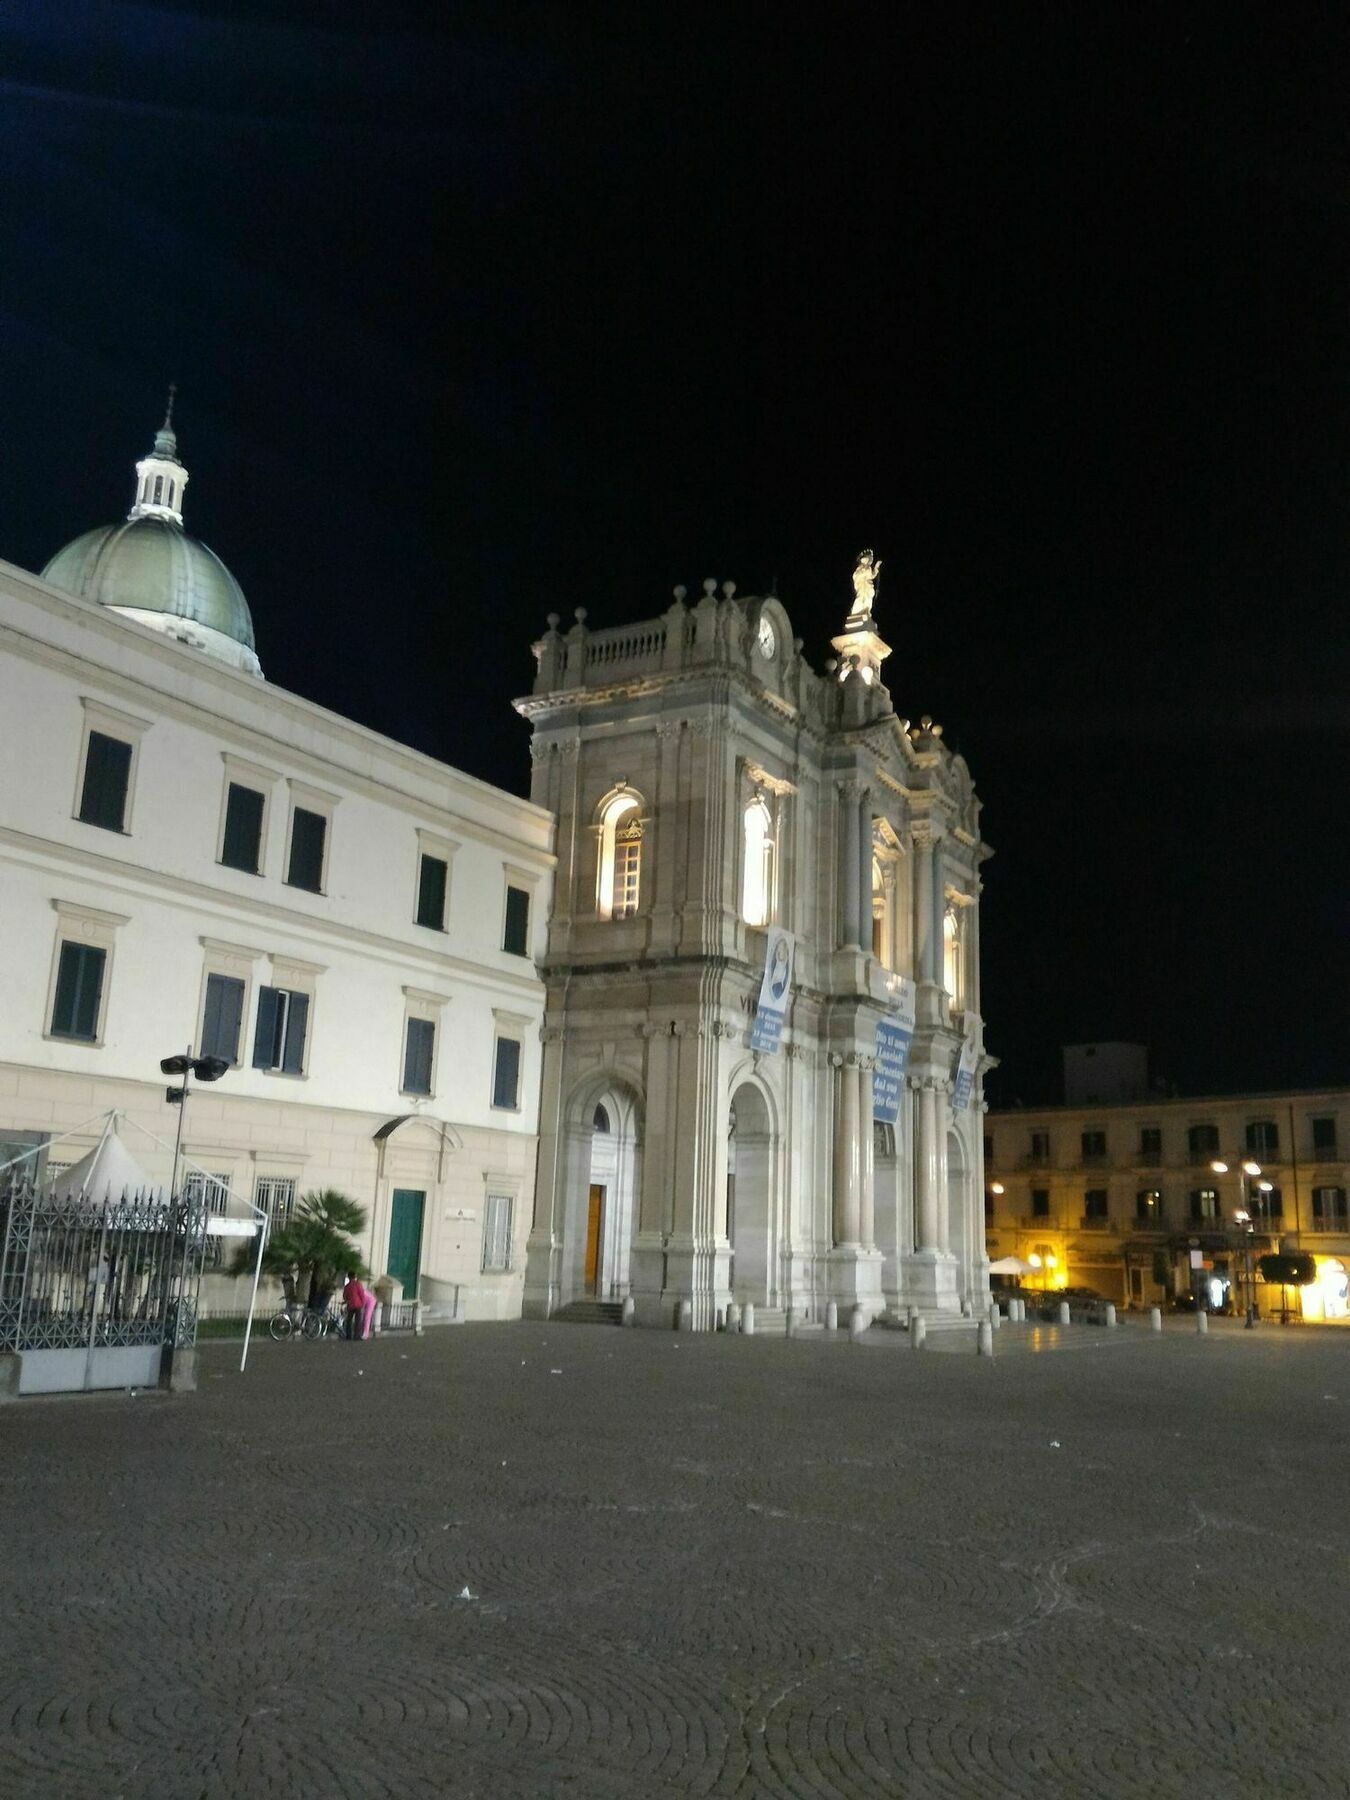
0, 1178, 207, 1393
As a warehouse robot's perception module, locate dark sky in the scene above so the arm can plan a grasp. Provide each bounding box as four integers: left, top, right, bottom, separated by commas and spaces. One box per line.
2, 4, 1346, 1104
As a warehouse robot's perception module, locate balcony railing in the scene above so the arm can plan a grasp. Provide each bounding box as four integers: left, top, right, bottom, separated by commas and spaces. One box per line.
1078, 1215, 1114, 1232
1079, 1151, 1109, 1169
1306, 1212, 1349, 1234
1135, 1150, 1163, 1167
1017, 1153, 1052, 1170
1019, 1213, 1057, 1229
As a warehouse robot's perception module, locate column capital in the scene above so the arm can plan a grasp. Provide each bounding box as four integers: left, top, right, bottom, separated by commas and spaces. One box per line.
910, 816, 944, 850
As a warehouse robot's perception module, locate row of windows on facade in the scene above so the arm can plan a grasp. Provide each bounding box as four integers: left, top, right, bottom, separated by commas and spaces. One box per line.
991, 1185, 1350, 1226
1000, 1119, 1340, 1162
173, 1173, 517, 1275
597, 787, 965, 989
48, 942, 525, 1109
75, 729, 533, 953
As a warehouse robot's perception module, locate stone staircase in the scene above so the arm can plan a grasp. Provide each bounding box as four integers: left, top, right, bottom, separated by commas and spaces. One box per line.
554, 1299, 625, 1327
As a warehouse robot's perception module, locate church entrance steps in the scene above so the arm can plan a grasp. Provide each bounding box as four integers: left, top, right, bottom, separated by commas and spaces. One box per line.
554, 1300, 625, 1327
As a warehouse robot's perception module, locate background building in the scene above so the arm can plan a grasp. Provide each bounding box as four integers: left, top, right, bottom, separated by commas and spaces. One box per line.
0, 416, 554, 1319
986, 1059, 1349, 1319
517, 565, 992, 1330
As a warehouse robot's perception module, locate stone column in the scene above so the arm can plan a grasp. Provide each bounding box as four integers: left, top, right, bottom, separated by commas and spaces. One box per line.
916, 1079, 942, 1254
913, 824, 935, 982
832, 1056, 862, 1245
858, 789, 874, 951
859, 1058, 876, 1248
935, 1085, 952, 1254
839, 784, 861, 949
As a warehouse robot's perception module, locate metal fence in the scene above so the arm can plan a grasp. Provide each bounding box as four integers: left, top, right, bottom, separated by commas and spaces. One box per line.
0, 1178, 207, 1393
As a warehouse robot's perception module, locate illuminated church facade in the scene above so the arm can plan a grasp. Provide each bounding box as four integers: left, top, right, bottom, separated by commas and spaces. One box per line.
518, 567, 993, 1328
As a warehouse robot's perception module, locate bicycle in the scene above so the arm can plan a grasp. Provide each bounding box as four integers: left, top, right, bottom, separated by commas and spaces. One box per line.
267, 1302, 349, 1343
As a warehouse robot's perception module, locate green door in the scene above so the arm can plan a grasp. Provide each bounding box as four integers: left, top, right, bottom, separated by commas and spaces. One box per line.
388, 1189, 425, 1298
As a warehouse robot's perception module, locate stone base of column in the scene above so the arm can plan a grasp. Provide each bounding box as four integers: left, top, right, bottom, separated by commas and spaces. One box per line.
826, 1244, 885, 1319
628, 1237, 670, 1328
652, 1239, 731, 1332
522, 1234, 561, 1320
901, 1249, 961, 1314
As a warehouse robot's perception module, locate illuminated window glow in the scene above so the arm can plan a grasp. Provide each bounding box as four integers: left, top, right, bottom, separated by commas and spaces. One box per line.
742, 797, 774, 927
597, 791, 643, 920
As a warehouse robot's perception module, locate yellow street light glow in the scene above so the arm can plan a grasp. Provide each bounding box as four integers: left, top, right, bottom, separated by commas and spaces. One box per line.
991, 1182, 1005, 1195
1046, 1253, 1058, 1269
1242, 1160, 1262, 1177
1028, 1253, 1042, 1269
1257, 1180, 1274, 1193
1211, 1160, 1229, 1174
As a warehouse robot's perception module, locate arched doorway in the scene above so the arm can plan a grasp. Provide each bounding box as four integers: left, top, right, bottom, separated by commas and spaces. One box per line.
567, 1079, 642, 1303
728, 1080, 776, 1307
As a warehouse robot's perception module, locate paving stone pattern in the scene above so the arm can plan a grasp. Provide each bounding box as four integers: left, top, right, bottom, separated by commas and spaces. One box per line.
3, 1319, 1349, 1798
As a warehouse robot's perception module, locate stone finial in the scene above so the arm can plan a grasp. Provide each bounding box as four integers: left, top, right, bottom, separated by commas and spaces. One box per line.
722, 580, 736, 599
546, 612, 560, 629
673, 584, 687, 602
824, 657, 838, 674
574, 607, 588, 623
702, 577, 718, 597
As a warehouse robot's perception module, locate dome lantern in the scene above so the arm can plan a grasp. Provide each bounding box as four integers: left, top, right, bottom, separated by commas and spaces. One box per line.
129, 385, 189, 527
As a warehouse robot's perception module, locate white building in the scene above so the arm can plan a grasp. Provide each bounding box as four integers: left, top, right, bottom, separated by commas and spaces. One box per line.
0, 411, 554, 1319
517, 563, 993, 1330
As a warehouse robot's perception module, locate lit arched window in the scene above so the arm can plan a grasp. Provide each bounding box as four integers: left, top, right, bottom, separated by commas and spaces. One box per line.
593, 1104, 610, 1132
943, 906, 961, 1006
742, 797, 774, 926
597, 791, 643, 920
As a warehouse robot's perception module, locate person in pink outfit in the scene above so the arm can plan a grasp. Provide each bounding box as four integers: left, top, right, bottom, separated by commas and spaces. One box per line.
343, 1272, 378, 1340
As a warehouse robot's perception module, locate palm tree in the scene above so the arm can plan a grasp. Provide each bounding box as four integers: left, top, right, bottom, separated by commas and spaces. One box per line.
232, 1188, 368, 1306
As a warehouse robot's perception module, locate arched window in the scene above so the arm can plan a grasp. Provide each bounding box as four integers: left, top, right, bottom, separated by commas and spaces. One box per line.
152, 474, 164, 504
593, 1104, 610, 1132
943, 906, 961, 1006
597, 791, 643, 920
742, 797, 774, 926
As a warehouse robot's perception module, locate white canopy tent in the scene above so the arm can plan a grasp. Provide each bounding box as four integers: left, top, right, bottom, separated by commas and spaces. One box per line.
49, 1119, 162, 1204
988, 1255, 1036, 1276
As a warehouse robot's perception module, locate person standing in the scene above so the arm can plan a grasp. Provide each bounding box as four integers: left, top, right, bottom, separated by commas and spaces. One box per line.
342, 1271, 366, 1340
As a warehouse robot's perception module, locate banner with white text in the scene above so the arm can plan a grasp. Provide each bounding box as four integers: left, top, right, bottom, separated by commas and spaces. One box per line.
872, 978, 917, 1124
749, 927, 795, 1055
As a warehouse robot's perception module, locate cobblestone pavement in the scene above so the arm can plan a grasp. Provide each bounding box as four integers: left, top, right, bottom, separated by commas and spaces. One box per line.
3, 1317, 1350, 1799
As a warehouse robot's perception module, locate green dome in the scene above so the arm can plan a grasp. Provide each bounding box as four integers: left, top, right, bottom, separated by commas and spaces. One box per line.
43, 517, 257, 655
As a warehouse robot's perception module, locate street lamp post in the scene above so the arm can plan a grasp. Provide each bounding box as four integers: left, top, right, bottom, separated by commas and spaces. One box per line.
160, 1047, 230, 1345
1212, 1158, 1263, 1327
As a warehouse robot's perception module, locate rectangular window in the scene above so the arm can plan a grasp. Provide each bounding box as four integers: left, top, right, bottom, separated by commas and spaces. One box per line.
1139, 1127, 1162, 1159
482, 1193, 514, 1272
252, 986, 309, 1074
492, 1035, 522, 1109
1312, 1117, 1338, 1152
77, 731, 132, 832
200, 972, 246, 1064
1081, 1130, 1106, 1160
612, 832, 641, 919
255, 1176, 297, 1226
1031, 1188, 1050, 1218
221, 783, 265, 874
1084, 1188, 1109, 1219
402, 1017, 435, 1096
1188, 1123, 1219, 1156
1260, 1187, 1283, 1221
185, 1170, 232, 1265
50, 942, 106, 1041
1030, 1131, 1050, 1162
1136, 1189, 1163, 1223
416, 854, 448, 930
286, 807, 327, 893
1246, 1120, 1279, 1153
1189, 1187, 1219, 1223
1312, 1186, 1348, 1222
503, 885, 530, 956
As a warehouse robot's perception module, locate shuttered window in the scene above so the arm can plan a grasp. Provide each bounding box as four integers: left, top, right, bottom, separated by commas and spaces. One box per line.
482, 1194, 514, 1272
416, 855, 447, 930
492, 1036, 521, 1109
402, 1018, 435, 1095
503, 885, 530, 955
221, 784, 265, 873
50, 942, 106, 1041
77, 732, 132, 831
286, 808, 327, 892
200, 973, 245, 1064
252, 986, 309, 1074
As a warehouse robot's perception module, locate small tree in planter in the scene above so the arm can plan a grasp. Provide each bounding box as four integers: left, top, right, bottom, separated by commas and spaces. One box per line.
233, 1188, 368, 1309
1256, 1251, 1317, 1325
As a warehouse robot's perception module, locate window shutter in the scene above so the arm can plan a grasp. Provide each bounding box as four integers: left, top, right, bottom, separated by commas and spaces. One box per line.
253, 986, 281, 1069
403, 1018, 434, 1094
281, 991, 309, 1074
493, 1037, 521, 1108
417, 855, 447, 929
222, 784, 265, 873
287, 809, 326, 892
52, 943, 105, 1040
202, 973, 244, 1063
78, 733, 132, 831
483, 1194, 513, 1271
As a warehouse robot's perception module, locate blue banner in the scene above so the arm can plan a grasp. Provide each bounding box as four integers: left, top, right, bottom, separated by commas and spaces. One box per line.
749, 928, 794, 1057
872, 1018, 912, 1124
951, 1036, 978, 1112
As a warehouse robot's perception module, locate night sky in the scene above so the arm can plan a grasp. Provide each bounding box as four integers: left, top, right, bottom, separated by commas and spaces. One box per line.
2, 5, 1345, 1104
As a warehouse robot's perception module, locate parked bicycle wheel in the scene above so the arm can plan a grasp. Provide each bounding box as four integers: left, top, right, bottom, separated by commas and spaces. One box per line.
301, 1309, 324, 1342
268, 1311, 294, 1342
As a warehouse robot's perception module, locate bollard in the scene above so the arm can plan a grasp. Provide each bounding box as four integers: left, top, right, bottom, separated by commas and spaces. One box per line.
677, 1298, 693, 1332
977, 1320, 994, 1356
1196, 1309, 1208, 1336
1057, 1301, 1071, 1326
742, 1301, 755, 1336
413, 1300, 425, 1337
622, 1295, 636, 1327
1013, 1298, 1025, 1323
725, 1300, 740, 1333
1149, 1306, 1162, 1333
960, 1296, 972, 1318
825, 1300, 839, 1331
1104, 1303, 1116, 1329
906, 1305, 917, 1334
848, 1305, 867, 1341
911, 1316, 927, 1350
785, 1307, 798, 1338
988, 1300, 1001, 1330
